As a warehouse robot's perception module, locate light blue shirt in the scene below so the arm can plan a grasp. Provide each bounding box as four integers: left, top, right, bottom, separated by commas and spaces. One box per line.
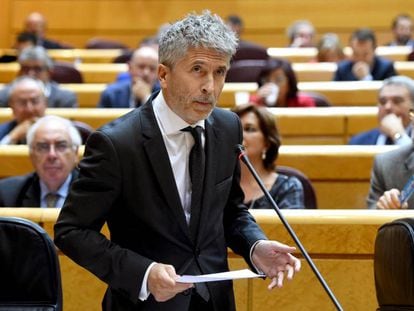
39, 173, 72, 208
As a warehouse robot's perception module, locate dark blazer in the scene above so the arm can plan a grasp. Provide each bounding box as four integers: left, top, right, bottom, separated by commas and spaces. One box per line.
97, 80, 160, 108
0, 82, 77, 108
0, 120, 17, 141
349, 128, 381, 145
0, 170, 78, 207
54, 92, 267, 310
333, 56, 397, 81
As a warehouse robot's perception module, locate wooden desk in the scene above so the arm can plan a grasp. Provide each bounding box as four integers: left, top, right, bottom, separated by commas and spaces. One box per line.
1, 208, 412, 311
267, 46, 413, 63
0, 145, 395, 209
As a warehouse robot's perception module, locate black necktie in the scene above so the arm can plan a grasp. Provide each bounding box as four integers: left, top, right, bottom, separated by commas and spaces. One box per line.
181, 126, 210, 302
182, 126, 205, 239
45, 193, 59, 208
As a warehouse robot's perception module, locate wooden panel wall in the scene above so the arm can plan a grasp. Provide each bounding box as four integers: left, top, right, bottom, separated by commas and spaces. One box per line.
1, 0, 413, 49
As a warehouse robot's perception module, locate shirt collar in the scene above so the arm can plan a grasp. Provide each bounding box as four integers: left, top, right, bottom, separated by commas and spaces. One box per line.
152, 91, 205, 136
40, 173, 72, 200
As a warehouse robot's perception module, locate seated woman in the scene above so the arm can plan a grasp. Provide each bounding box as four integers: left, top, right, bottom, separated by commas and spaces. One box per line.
232, 103, 305, 209
316, 33, 345, 63
249, 58, 316, 107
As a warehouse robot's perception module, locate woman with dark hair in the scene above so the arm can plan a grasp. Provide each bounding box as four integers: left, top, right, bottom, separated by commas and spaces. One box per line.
250, 58, 316, 107
232, 104, 305, 209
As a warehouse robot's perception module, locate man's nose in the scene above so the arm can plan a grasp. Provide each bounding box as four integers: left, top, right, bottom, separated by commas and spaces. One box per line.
201, 74, 214, 94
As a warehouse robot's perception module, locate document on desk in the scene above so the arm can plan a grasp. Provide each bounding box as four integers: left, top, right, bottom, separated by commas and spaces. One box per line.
177, 269, 265, 283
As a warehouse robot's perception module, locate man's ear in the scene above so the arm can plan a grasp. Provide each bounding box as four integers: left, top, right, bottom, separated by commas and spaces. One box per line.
158, 64, 169, 87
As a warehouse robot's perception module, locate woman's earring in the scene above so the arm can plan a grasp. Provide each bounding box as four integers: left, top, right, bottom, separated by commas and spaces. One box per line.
262, 150, 267, 160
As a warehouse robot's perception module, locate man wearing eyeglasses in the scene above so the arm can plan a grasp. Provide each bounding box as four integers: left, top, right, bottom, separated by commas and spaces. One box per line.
0, 46, 77, 108
349, 75, 414, 145
0, 115, 80, 208
0, 76, 49, 145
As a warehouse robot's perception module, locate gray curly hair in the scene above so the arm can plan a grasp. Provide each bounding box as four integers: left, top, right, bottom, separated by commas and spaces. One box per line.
158, 11, 238, 67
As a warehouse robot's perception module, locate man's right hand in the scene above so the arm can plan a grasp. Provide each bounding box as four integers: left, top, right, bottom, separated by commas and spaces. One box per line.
352, 61, 371, 80
379, 114, 405, 141
9, 119, 35, 143
376, 188, 408, 209
147, 263, 194, 302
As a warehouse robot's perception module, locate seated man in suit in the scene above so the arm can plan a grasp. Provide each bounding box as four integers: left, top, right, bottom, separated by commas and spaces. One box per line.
367, 139, 414, 209
0, 115, 81, 207
0, 46, 78, 108
334, 28, 397, 81
387, 13, 414, 47
97, 46, 160, 108
349, 76, 414, 145
0, 76, 47, 145
24, 12, 69, 49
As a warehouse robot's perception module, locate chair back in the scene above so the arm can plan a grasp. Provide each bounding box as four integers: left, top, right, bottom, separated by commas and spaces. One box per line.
51, 62, 83, 83
85, 38, 129, 49
71, 120, 94, 144
112, 50, 133, 63
276, 165, 317, 209
226, 59, 267, 83
0, 217, 62, 311
232, 41, 269, 61
374, 218, 414, 310
300, 91, 332, 107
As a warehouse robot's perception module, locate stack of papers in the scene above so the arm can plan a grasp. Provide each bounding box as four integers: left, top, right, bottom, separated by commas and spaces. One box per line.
177, 269, 265, 283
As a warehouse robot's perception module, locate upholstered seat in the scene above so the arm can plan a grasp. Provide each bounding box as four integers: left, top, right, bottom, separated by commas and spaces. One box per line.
374, 218, 414, 310
0, 217, 62, 310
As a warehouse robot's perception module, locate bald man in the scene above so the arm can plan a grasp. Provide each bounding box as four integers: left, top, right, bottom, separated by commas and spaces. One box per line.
24, 12, 67, 49
97, 46, 160, 108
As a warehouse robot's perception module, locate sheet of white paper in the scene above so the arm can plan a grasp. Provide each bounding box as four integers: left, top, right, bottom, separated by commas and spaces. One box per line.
177, 269, 265, 283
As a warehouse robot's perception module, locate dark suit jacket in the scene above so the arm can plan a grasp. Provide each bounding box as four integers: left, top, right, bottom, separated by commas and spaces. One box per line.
0, 81, 77, 108
54, 92, 267, 310
0, 120, 17, 141
349, 128, 381, 145
0, 170, 78, 207
97, 80, 160, 108
333, 56, 397, 81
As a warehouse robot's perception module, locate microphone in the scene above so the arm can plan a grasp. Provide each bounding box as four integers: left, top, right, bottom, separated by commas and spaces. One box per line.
236, 144, 343, 311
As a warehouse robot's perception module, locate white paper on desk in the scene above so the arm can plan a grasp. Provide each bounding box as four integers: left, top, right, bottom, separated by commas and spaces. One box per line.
177, 269, 265, 283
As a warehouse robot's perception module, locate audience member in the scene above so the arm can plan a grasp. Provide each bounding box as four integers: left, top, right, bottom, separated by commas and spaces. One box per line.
0, 115, 81, 207
0, 77, 47, 145
226, 14, 244, 38
334, 28, 397, 81
54, 11, 300, 310
387, 14, 414, 47
97, 46, 159, 108
286, 20, 316, 48
349, 76, 414, 145
316, 33, 345, 63
0, 46, 77, 108
367, 140, 414, 209
250, 58, 316, 107
232, 104, 305, 209
24, 12, 68, 49
0, 32, 37, 63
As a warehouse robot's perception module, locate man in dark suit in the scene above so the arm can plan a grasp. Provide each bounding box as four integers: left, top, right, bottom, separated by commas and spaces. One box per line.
97, 46, 160, 108
334, 28, 397, 81
0, 115, 81, 207
349, 76, 414, 145
55, 11, 300, 311
0, 46, 77, 108
0, 77, 48, 145
24, 12, 69, 49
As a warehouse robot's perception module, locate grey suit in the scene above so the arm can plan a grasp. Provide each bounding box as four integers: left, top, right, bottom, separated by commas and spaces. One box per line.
367, 144, 414, 209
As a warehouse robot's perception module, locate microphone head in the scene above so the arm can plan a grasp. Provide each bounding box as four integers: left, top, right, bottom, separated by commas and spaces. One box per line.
235, 144, 246, 155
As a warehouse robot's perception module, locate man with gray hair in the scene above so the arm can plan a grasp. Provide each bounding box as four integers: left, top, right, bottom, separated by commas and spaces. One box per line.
0, 115, 80, 207
55, 11, 300, 311
286, 20, 316, 48
349, 75, 414, 145
0, 46, 77, 108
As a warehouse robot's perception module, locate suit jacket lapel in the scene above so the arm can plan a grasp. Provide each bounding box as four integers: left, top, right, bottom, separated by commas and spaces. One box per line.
140, 101, 190, 239
20, 174, 41, 207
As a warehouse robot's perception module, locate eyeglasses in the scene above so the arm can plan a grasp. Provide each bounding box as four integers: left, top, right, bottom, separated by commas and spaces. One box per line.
20, 65, 48, 74
32, 141, 74, 154
12, 96, 44, 108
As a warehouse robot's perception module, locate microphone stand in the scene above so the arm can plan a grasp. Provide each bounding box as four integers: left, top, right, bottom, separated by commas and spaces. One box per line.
237, 145, 343, 311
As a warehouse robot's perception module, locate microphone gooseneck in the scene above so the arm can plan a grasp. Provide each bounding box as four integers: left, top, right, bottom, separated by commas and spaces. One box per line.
236, 144, 343, 311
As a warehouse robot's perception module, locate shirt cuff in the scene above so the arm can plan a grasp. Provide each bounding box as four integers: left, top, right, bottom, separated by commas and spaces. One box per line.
249, 240, 265, 274
395, 133, 412, 146
0, 134, 12, 145
362, 74, 373, 81
138, 262, 157, 301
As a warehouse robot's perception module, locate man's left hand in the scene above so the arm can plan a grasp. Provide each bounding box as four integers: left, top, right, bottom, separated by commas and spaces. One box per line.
252, 240, 301, 290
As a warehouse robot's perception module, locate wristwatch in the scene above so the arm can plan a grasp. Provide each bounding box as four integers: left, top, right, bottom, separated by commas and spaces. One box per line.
393, 132, 403, 141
